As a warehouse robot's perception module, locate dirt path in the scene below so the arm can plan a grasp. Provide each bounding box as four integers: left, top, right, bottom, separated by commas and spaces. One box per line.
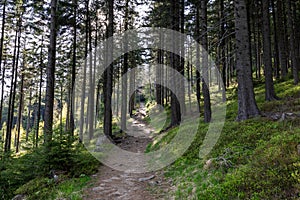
83, 106, 172, 200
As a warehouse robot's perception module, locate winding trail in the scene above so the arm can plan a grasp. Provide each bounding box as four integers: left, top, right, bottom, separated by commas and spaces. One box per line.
83, 105, 172, 200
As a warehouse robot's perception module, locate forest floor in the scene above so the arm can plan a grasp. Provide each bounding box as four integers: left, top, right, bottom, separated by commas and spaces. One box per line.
82, 105, 173, 200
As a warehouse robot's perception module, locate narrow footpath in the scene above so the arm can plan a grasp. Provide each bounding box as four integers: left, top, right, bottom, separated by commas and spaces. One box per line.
83, 105, 173, 200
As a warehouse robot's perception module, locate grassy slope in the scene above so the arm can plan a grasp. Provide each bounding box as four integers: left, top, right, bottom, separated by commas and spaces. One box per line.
147, 79, 300, 199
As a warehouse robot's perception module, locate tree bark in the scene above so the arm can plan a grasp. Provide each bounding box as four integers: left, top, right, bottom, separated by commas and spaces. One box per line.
179, 0, 185, 115
79, 0, 89, 142
26, 90, 32, 142
44, 0, 58, 148
121, 0, 129, 132
103, 0, 114, 139
271, 0, 280, 79
286, 0, 299, 85
87, 1, 94, 140
0, 61, 5, 131
219, 0, 226, 102
69, 0, 77, 136
5, 15, 22, 152
262, 0, 278, 101
170, 0, 181, 127
35, 37, 43, 147
195, 7, 201, 113
277, 0, 288, 78
16, 68, 25, 152
234, 0, 260, 121
0, 0, 6, 75
201, 0, 211, 123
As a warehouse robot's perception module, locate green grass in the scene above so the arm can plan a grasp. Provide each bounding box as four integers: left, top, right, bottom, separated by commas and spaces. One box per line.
14, 175, 91, 200
0, 130, 99, 200
147, 79, 300, 199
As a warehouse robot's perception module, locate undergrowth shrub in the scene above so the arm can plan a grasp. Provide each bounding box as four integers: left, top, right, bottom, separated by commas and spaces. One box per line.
0, 128, 99, 199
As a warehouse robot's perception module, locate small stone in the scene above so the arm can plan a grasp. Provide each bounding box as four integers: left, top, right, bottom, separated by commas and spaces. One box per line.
92, 186, 105, 191
12, 195, 26, 200
192, 187, 197, 194
111, 176, 121, 180
138, 175, 155, 182
148, 180, 161, 186
203, 159, 214, 170
279, 113, 286, 122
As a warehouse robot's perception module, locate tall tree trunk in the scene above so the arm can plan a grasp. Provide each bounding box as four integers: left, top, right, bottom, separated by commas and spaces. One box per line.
219, 0, 226, 102
69, 0, 77, 136
129, 66, 135, 117
87, 2, 94, 140
254, 16, 262, 79
121, 0, 129, 132
195, 7, 201, 113
116, 67, 120, 116
95, 81, 101, 121
187, 43, 192, 113
277, 0, 288, 78
286, 0, 299, 85
60, 82, 63, 139
0, 61, 5, 131
103, 0, 114, 139
201, 0, 211, 123
26, 90, 32, 142
79, 0, 89, 142
10, 21, 22, 149
179, 0, 185, 115
0, 0, 6, 75
93, 21, 98, 128
16, 74, 24, 153
5, 15, 22, 153
44, 0, 58, 147
234, 0, 260, 121
262, 0, 278, 101
294, 1, 300, 74
36, 38, 43, 147
271, 0, 280, 79
170, 0, 181, 127
156, 33, 163, 106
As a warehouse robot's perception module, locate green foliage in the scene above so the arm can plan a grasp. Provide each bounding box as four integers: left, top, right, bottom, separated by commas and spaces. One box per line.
14, 175, 91, 200
0, 127, 99, 199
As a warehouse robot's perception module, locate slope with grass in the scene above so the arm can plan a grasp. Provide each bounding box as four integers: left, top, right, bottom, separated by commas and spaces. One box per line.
146, 79, 300, 199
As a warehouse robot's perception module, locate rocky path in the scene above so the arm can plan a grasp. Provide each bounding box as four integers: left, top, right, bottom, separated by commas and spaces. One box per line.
83, 106, 172, 200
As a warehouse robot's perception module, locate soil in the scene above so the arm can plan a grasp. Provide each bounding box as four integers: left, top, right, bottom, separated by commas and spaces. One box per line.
83, 106, 172, 200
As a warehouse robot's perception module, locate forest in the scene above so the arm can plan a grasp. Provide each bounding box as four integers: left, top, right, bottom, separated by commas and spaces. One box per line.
0, 0, 300, 199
